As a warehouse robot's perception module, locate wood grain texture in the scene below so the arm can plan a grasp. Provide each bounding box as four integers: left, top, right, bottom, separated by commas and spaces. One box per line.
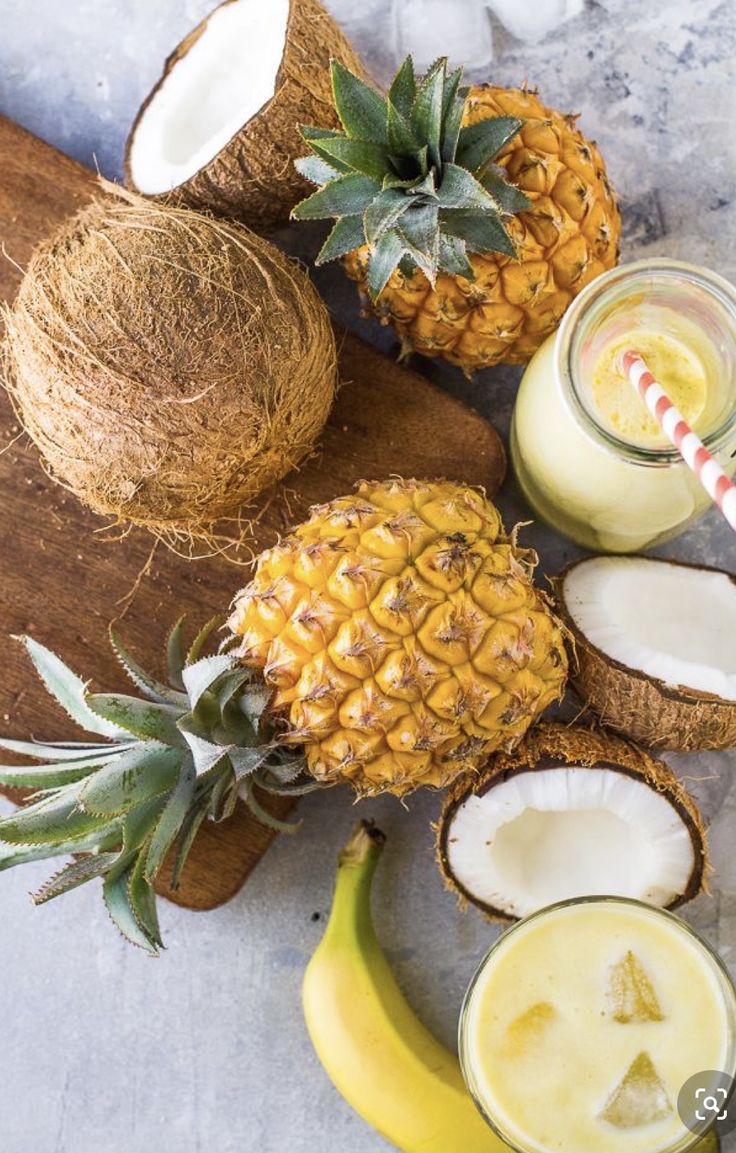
0, 114, 506, 911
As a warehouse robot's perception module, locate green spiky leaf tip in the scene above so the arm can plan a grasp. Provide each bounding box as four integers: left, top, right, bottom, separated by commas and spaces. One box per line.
0, 625, 320, 954
292, 55, 531, 299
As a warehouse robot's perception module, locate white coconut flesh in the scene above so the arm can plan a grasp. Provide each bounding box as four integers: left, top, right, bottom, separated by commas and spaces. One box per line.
563, 556, 736, 701
129, 0, 290, 193
445, 767, 696, 918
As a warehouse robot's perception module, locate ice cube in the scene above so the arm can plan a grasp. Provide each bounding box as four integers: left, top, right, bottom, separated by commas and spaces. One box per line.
392, 0, 494, 73
607, 951, 665, 1024
600, 1052, 672, 1129
503, 1001, 556, 1057
487, 0, 583, 45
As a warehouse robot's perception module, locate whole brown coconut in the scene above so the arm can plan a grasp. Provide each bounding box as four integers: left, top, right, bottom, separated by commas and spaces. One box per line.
2, 193, 337, 546
125, 0, 367, 230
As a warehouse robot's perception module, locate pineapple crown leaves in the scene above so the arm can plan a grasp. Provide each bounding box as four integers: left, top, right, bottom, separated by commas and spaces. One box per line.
0, 621, 319, 955
291, 55, 531, 300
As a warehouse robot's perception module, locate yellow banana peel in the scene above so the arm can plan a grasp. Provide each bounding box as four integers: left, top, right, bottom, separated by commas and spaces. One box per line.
302, 821, 509, 1153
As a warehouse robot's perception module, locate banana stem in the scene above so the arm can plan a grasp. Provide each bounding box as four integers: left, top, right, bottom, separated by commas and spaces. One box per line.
324, 819, 385, 952
337, 818, 386, 869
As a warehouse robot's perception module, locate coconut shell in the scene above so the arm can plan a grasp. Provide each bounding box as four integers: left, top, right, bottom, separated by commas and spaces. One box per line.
436, 721, 708, 919
125, 0, 367, 230
2, 190, 337, 546
555, 559, 736, 751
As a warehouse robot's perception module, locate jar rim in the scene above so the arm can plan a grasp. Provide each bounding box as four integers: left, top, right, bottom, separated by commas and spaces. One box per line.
555, 258, 736, 467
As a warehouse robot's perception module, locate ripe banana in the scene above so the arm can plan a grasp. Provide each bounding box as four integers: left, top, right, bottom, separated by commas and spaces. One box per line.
302, 820, 509, 1153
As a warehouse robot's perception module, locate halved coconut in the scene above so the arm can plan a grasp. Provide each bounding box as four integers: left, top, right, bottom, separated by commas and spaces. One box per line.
437, 723, 707, 920
125, 0, 366, 229
556, 556, 736, 750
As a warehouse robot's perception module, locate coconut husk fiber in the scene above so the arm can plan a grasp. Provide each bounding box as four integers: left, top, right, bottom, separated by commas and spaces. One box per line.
125, 0, 368, 230
2, 189, 337, 549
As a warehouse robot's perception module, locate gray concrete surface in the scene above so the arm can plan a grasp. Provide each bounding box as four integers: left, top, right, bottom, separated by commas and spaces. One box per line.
0, 1, 735, 1150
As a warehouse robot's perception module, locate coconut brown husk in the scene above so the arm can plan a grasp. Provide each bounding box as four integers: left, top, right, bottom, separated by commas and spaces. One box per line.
555, 559, 736, 751
125, 0, 367, 230
436, 721, 708, 919
2, 189, 337, 548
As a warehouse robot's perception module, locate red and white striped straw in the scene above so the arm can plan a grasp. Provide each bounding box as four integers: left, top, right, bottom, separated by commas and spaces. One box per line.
622, 348, 736, 534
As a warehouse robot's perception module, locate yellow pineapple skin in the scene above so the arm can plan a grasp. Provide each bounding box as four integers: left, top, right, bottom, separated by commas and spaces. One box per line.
343, 87, 621, 375
229, 479, 568, 796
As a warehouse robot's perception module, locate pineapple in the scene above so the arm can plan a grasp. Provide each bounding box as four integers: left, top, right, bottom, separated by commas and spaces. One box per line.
229, 479, 568, 796
292, 57, 620, 375
0, 622, 314, 953
0, 481, 566, 949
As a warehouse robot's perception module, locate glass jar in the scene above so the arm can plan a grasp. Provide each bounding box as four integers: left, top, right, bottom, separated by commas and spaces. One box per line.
459, 896, 736, 1153
510, 260, 736, 552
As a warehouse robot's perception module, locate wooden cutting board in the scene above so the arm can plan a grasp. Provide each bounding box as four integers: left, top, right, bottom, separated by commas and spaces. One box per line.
0, 115, 506, 911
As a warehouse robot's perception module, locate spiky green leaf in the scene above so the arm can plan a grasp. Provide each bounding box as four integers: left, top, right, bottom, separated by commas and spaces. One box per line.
294, 154, 343, 186
0, 750, 128, 789
364, 187, 413, 244
109, 629, 186, 706
237, 682, 273, 733
440, 69, 465, 164
456, 116, 523, 173
120, 794, 168, 856
79, 744, 181, 816
166, 616, 187, 690
241, 780, 302, 834
0, 830, 121, 872
170, 797, 209, 890
291, 174, 382, 221
16, 636, 125, 738
412, 58, 445, 170
181, 654, 235, 711
128, 847, 163, 949
439, 234, 475, 279
316, 216, 367, 265
86, 694, 185, 747
0, 785, 119, 846
229, 745, 272, 782
480, 167, 532, 214
397, 203, 440, 262
441, 210, 517, 257
436, 163, 501, 212
104, 867, 159, 955
0, 737, 133, 762
331, 59, 389, 145
207, 768, 239, 822
387, 102, 421, 157
306, 136, 391, 181
366, 229, 406, 300
186, 616, 226, 665
299, 126, 356, 176
143, 756, 197, 882
33, 854, 119, 905
382, 157, 431, 191
176, 719, 230, 777
212, 669, 249, 713
388, 55, 416, 120
258, 770, 321, 797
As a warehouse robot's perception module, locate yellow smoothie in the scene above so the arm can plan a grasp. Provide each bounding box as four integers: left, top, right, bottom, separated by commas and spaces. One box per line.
460, 899, 736, 1153
589, 328, 708, 445
511, 261, 736, 552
